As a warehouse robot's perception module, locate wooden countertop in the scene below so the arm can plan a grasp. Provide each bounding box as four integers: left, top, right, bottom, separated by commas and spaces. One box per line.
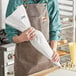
29, 54, 70, 76
29, 66, 60, 76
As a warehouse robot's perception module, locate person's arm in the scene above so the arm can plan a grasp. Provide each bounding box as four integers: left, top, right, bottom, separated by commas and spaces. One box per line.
5, 0, 36, 43
5, 25, 19, 43
48, 0, 61, 42
13, 27, 36, 43
48, 0, 61, 62
49, 40, 57, 51
5, 0, 23, 43
48, 0, 61, 50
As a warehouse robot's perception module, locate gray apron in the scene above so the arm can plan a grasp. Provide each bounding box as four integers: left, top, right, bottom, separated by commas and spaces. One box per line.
14, 4, 53, 76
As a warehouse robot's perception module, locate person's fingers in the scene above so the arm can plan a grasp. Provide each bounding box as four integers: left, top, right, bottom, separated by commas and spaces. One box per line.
57, 58, 60, 62
53, 55, 59, 62
26, 27, 33, 31
52, 53, 57, 61
55, 54, 60, 62
52, 52, 57, 60
24, 27, 32, 35
26, 30, 36, 40
29, 29, 36, 37
28, 27, 34, 33
27, 27, 35, 34
30, 33, 36, 40
25, 27, 36, 37
52, 52, 60, 62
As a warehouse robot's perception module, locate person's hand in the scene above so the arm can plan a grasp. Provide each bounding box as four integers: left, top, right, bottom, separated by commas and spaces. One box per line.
19, 27, 36, 42
51, 51, 60, 62
49, 40, 60, 62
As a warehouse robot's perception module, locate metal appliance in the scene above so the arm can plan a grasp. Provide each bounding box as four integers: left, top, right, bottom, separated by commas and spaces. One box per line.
0, 43, 15, 76
0, 29, 15, 76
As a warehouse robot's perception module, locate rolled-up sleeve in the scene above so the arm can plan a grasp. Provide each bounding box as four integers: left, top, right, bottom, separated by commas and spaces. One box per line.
5, 0, 23, 43
5, 25, 19, 42
48, 0, 61, 41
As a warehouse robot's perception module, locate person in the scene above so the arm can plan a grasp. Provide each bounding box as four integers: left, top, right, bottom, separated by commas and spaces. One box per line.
5, 0, 61, 76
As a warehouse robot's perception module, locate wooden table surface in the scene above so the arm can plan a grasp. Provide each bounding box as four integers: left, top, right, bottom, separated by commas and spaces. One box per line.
29, 66, 60, 76
29, 54, 70, 76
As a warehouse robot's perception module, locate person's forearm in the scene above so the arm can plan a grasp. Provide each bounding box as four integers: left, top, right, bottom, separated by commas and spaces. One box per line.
49, 40, 57, 51
13, 27, 36, 43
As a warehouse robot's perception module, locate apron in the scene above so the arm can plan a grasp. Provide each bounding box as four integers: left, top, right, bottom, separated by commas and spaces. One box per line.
14, 4, 53, 76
